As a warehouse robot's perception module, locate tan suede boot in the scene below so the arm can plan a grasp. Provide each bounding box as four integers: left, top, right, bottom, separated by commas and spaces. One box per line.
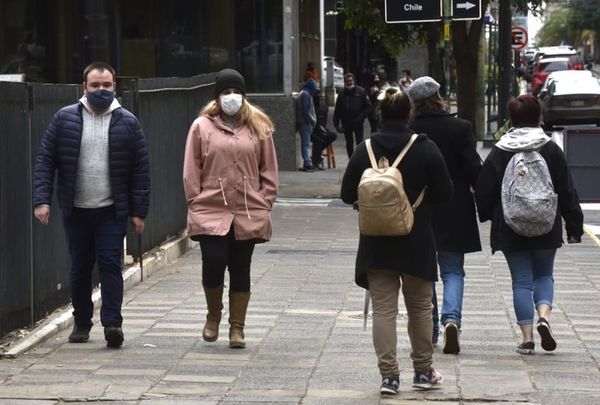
202, 285, 223, 342
228, 291, 251, 348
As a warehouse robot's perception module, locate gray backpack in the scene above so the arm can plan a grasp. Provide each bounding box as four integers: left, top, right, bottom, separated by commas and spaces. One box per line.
501, 150, 558, 237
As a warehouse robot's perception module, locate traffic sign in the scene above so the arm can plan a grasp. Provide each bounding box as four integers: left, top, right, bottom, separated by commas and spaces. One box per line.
385, 0, 442, 24
452, 0, 482, 21
511, 25, 528, 51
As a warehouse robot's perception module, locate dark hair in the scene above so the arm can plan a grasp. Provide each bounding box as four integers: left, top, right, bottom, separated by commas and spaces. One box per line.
507, 94, 541, 127
413, 92, 447, 115
83, 62, 116, 83
379, 88, 412, 125
344, 72, 355, 82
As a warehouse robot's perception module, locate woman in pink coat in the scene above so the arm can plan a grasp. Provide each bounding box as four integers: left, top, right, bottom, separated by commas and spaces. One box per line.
183, 69, 278, 348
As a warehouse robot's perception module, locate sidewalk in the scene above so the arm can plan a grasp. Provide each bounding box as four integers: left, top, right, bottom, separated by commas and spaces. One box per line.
1, 198, 600, 404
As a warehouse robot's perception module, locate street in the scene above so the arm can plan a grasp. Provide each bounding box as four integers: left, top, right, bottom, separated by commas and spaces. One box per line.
1, 197, 600, 404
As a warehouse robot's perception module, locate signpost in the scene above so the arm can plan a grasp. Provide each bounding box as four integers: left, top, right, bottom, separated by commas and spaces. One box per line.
451, 0, 482, 21
385, 0, 443, 23
511, 25, 528, 51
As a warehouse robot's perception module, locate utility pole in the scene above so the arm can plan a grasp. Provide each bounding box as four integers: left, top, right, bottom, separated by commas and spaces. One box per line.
443, 0, 452, 102
497, 0, 512, 127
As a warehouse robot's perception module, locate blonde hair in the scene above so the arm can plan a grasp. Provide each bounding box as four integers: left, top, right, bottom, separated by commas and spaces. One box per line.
200, 98, 274, 140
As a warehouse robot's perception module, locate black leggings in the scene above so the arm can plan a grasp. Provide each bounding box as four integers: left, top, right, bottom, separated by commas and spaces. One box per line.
198, 227, 256, 292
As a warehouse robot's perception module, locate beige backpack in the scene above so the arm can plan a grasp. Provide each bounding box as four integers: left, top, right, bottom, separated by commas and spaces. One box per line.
357, 134, 425, 236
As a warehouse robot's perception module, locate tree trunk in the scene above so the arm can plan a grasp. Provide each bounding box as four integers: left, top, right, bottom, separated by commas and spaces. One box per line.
451, 20, 484, 133
425, 24, 444, 84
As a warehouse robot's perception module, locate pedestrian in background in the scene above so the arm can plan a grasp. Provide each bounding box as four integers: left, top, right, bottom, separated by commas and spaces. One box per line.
408, 76, 482, 354
475, 94, 583, 355
296, 77, 319, 171
367, 73, 382, 133
341, 88, 453, 395
400, 69, 413, 91
183, 68, 278, 349
311, 89, 337, 170
33, 61, 150, 348
334, 72, 371, 158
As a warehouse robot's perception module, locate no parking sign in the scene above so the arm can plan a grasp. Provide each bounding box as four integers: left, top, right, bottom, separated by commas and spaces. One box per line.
511, 26, 528, 51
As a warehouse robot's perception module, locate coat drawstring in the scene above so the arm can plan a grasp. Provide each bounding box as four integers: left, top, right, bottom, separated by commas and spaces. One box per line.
218, 177, 228, 206
243, 176, 251, 219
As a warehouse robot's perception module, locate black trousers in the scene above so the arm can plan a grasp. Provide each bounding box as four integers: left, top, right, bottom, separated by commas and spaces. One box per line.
343, 124, 364, 158
197, 227, 256, 292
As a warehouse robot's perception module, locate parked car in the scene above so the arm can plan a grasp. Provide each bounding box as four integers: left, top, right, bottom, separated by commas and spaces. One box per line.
527, 46, 578, 81
531, 57, 572, 95
537, 70, 594, 99
539, 72, 600, 129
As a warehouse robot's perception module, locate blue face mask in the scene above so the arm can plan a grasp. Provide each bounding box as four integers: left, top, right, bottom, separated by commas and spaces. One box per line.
87, 89, 115, 110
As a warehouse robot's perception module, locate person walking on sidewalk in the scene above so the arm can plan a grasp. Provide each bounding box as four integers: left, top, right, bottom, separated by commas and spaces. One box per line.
183, 68, 278, 349
296, 77, 319, 171
341, 88, 453, 395
407, 76, 482, 354
334, 72, 371, 158
33, 61, 150, 348
475, 94, 583, 355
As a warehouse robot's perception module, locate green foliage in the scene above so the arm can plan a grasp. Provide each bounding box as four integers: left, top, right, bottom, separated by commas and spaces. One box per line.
536, 7, 575, 46
568, 0, 600, 34
536, 0, 600, 47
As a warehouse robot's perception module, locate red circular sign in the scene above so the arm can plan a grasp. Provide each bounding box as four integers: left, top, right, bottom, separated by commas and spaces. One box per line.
511, 25, 528, 51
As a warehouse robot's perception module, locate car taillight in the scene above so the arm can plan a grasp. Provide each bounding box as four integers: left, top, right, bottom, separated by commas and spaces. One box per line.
573, 64, 584, 70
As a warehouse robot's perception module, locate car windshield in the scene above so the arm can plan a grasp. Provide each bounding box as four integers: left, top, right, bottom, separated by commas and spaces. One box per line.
539, 61, 570, 72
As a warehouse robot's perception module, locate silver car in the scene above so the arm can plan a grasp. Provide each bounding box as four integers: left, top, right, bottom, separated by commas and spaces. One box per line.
539, 71, 600, 129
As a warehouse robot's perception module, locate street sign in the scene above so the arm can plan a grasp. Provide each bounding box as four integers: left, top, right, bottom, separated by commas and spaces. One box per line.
451, 0, 482, 21
511, 25, 528, 51
385, 0, 442, 24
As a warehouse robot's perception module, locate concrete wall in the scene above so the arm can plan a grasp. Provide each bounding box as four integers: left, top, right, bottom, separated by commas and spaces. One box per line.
248, 94, 297, 171
397, 47, 428, 81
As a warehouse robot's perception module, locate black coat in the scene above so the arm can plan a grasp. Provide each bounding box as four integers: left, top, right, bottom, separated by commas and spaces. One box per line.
341, 124, 454, 289
333, 85, 371, 129
33, 103, 150, 219
475, 140, 584, 252
411, 113, 482, 253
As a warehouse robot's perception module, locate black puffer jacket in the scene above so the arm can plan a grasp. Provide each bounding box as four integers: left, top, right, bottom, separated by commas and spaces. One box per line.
341, 124, 454, 288
333, 85, 371, 128
33, 103, 150, 219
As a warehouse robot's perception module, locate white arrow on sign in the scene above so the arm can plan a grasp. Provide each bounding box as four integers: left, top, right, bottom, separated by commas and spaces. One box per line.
456, 1, 476, 10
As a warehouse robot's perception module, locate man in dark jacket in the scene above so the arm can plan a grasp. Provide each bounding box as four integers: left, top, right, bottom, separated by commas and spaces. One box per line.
408, 76, 482, 354
334, 72, 372, 158
33, 62, 150, 348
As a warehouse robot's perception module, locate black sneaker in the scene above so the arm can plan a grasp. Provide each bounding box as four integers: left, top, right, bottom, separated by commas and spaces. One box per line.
443, 322, 460, 354
537, 318, 557, 352
68, 324, 91, 343
516, 341, 535, 355
412, 369, 443, 389
104, 326, 124, 348
380, 375, 399, 395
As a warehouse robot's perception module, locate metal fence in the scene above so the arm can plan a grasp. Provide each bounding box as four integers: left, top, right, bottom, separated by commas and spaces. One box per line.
0, 74, 296, 337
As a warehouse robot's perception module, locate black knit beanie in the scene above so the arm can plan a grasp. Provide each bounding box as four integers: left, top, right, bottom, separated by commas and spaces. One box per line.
214, 68, 246, 98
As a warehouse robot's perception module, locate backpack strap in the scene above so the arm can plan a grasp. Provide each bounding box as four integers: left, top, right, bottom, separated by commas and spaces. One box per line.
365, 139, 379, 169
390, 133, 419, 169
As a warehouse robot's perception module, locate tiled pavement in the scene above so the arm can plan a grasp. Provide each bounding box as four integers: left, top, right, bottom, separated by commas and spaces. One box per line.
1, 200, 600, 404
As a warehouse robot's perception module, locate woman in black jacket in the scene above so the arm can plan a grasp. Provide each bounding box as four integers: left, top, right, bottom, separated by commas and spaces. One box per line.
408, 76, 482, 354
475, 94, 583, 355
341, 88, 453, 394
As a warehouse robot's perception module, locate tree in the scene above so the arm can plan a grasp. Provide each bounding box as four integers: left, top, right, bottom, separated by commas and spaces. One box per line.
343, 0, 542, 134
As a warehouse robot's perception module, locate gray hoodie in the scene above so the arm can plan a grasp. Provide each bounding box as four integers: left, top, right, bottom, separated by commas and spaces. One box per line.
495, 127, 551, 152
73, 96, 121, 208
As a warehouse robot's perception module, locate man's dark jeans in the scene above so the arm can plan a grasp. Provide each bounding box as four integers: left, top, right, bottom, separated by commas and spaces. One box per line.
63, 206, 127, 328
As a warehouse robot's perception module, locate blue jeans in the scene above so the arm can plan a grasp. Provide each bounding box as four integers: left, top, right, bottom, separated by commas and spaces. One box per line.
436, 252, 465, 327
63, 206, 128, 328
503, 249, 556, 325
298, 124, 313, 168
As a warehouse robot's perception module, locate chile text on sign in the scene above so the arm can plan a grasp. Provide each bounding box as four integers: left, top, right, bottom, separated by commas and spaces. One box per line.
385, 0, 443, 23
451, 0, 482, 21
511, 26, 528, 51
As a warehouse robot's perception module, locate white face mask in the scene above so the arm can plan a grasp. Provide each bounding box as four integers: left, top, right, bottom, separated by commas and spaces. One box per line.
219, 93, 243, 115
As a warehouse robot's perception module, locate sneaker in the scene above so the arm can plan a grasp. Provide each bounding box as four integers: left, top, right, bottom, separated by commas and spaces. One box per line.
537, 318, 557, 352
104, 326, 124, 348
298, 166, 314, 172
412, 369, 443, 389
443, 322, 460, 354
380, 376, 399, 395
516, 341, 535, 355
68, 324, 91, 343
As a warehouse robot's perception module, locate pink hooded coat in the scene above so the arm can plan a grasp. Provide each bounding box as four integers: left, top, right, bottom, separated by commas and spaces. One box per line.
183, 115, 278, 241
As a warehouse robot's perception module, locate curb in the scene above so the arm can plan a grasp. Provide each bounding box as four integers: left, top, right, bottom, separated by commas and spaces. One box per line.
584, 225, 600, 248
1, 231, 196, 359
